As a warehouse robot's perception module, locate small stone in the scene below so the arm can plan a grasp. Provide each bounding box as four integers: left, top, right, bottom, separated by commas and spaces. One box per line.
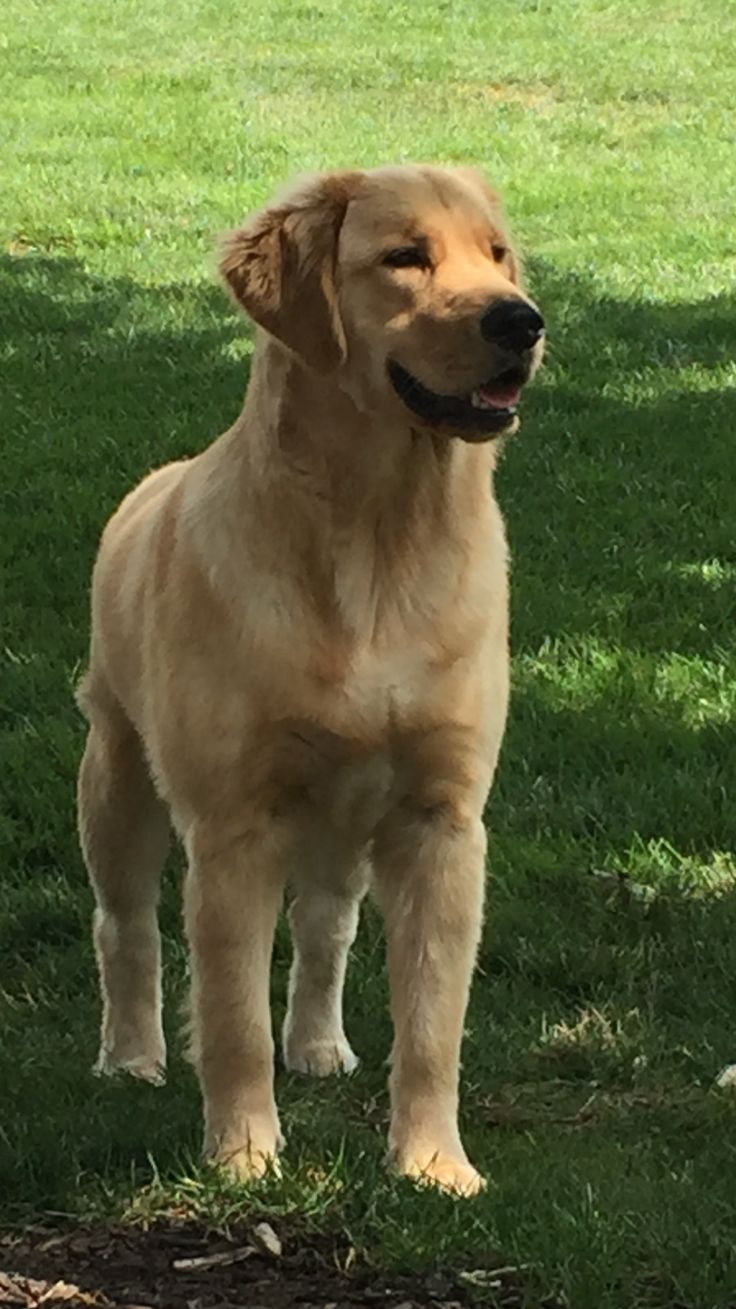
716, 1064, 736, 1089
253, 1221, 282, 1257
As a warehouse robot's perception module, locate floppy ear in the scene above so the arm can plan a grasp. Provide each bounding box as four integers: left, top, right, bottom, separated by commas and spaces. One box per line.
220, 171, 362, 374
452, 165, 525, 289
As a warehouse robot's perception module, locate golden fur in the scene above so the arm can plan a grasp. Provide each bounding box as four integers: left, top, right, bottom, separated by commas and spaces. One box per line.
77, 164, 544, 1196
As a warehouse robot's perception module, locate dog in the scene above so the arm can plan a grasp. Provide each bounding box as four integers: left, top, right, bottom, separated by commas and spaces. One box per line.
77, 164, 544, 1197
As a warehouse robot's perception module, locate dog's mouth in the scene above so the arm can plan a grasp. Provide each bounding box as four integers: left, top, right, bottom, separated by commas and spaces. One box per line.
387, 360, 526, 441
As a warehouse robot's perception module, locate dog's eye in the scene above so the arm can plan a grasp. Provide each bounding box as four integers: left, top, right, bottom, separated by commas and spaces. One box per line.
382, 246, 429, 270
491, 243, 507, 263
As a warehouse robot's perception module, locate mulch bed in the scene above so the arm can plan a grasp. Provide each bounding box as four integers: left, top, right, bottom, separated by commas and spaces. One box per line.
0, 1220, 556, 1309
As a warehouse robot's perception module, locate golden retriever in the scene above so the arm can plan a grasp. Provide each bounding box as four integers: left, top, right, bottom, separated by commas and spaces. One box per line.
77, 164, 544, 1197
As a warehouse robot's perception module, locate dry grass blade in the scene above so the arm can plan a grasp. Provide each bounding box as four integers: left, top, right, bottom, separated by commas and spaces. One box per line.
172, 1246, 255, 1272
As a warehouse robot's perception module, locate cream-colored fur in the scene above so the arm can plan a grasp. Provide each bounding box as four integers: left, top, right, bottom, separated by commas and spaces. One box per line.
77, 164, 543, 1196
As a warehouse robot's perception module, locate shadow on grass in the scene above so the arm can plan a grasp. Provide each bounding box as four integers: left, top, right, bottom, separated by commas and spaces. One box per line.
506, 259, 736, 657
0, 252, 734, 1221
0, 254, 252, 636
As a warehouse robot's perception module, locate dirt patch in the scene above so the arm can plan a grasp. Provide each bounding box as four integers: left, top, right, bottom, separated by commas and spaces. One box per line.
0, 1220, 554, 1309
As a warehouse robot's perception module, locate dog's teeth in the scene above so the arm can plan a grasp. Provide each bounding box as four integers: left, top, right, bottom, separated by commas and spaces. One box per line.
470, 389, 492, 410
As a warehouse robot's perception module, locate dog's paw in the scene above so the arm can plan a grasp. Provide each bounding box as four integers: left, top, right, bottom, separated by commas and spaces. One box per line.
392, 1146, 486, 1198
207, 1119, 283, 1183
94, 1047, 166, 1086
212, 1146, 282, 1183
283, 1035, 358, 1077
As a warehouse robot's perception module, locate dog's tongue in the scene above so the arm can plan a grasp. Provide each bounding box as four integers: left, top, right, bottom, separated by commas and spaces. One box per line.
477, 382, 521, 409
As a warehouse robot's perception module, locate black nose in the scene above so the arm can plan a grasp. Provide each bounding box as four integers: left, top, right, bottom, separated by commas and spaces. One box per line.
480, 297, 545, 353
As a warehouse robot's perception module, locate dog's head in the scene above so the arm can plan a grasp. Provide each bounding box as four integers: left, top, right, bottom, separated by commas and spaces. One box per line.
221, 165, 544, 442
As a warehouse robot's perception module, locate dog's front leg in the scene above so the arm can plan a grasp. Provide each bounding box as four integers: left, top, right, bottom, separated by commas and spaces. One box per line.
373, 804, 486, 1197
184, 821, 286, 1180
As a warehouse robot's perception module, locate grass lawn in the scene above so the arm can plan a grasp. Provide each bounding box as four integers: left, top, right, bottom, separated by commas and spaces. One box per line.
2, 0, 736, 1304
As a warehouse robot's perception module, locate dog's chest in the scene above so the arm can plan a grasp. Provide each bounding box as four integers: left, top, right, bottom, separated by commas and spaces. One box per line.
277, 627, 484, 844
335, 641, 439, 731
293, 591, 486, 829
254, 513, 504, 834
325, 535, 494, 722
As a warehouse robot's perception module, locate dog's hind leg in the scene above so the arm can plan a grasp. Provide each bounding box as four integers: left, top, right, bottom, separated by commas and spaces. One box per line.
77, 678, 170, 1084
282, 857, 369, 1077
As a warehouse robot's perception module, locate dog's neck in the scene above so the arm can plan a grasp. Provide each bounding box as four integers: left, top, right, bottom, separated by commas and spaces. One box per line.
233, 336, 496, 527
195, 335, 499, 630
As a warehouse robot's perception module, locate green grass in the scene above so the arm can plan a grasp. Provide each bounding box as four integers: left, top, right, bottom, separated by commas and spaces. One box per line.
2, 0, 736, 1304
